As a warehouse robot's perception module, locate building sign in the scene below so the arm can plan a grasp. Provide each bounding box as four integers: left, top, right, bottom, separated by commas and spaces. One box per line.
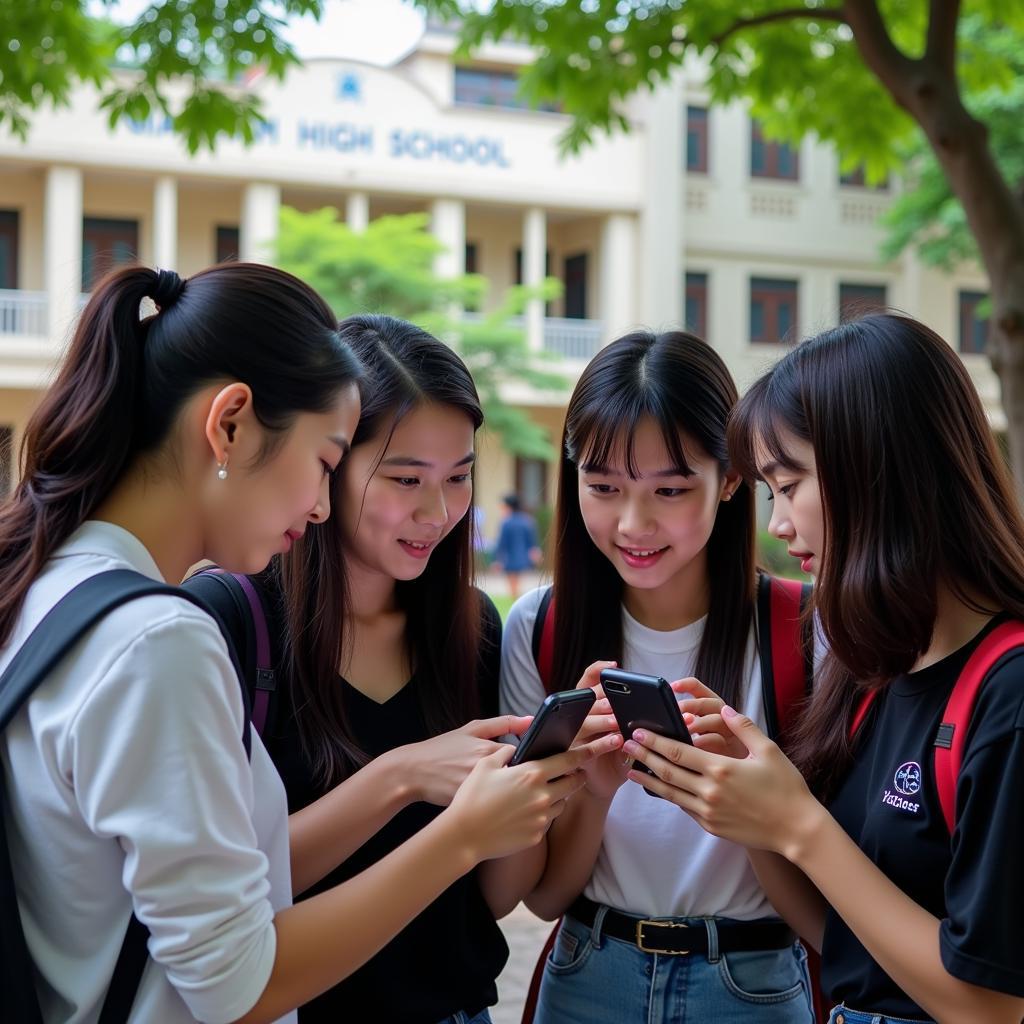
127, 115, 512, 169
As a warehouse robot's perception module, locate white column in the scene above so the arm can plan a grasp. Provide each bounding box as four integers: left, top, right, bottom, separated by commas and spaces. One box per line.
430, 198, 466, 279
240, 182, 281, 264
44, 165, 83, 344
639, 72, 684, 329
523, 206, 546, 352
153, 176, 178, 270
599, 213, 638, 344
345, 191, 370, 233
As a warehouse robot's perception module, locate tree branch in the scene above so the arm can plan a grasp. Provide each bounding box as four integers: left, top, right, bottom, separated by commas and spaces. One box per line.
842, 0, 918, 109
712, 7, 846, 46
925, 0, 960, 76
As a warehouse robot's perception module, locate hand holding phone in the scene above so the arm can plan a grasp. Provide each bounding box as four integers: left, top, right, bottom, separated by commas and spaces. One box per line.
599, 669, 693, 782
508, 689, 596, 766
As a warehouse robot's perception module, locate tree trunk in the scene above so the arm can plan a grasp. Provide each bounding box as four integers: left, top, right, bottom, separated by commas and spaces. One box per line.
843, 5, 1024, 491
908, 84, 1024, 492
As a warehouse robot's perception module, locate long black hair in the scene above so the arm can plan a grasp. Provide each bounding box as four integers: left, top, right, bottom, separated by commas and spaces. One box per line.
549, 329, 756, 707
279, 314, 486, 788
729, 312, 1024, 797
0, 262, 362, 646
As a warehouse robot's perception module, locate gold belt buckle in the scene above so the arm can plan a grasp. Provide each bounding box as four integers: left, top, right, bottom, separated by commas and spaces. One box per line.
635, 918, 690, 955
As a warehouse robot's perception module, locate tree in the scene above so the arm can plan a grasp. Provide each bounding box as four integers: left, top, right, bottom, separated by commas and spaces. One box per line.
0, 0, 322, 153
417, 0, 1024, 485
274, 207, 566, 459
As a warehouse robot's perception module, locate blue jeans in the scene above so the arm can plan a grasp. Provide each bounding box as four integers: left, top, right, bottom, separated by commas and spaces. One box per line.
435, 1010, 492, 1024
827, 1006, 934, 1024
535, 909, 814, 1024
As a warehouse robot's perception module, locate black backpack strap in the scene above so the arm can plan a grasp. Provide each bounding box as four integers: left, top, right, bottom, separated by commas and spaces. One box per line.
0, 569, 251, 1023
183, 569, 278, 738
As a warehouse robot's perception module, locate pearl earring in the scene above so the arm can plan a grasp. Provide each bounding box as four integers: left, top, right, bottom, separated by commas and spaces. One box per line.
217, 461, 228, 481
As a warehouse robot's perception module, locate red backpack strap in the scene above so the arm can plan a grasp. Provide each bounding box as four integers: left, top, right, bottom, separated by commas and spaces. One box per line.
933, 619, 1024, 833
530, 586, 556, 693
757, 574, 813, 741
520, 920, 560, 1024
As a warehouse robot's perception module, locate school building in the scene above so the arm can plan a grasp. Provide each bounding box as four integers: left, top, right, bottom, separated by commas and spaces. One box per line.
0, 22, 997, 539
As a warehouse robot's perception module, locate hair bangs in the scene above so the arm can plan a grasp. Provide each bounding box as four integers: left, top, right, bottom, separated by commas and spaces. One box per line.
729, 373, 806, 483
570, 387, 695, 480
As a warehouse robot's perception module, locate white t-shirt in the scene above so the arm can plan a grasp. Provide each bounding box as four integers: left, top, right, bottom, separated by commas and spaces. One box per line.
501, 586, 774, 921
0, 521, 294, 1024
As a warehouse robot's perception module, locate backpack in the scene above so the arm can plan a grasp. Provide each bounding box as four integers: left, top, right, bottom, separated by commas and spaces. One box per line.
182, 568, 277, 738
0, 569, 252, 1024
521, 575, 823, 1024
849, 617, 1024, 834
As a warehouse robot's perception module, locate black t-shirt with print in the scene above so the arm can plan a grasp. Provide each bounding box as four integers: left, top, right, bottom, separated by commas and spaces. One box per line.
188, 569, 507, 1024
822, 616, 1024, 1017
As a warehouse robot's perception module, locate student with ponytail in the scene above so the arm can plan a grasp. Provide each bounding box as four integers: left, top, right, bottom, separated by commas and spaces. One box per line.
500, 330, 815, 1023
622, 314, 1024, 1023
0, 266, 603, 1024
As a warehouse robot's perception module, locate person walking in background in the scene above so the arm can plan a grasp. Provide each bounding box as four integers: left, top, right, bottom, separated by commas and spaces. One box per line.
491, 494, 541, 600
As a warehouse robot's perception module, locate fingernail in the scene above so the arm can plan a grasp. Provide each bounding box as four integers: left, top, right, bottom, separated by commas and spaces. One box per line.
722, 705, 736, 718
622, 740, 639, 756
632, 729, 648, 743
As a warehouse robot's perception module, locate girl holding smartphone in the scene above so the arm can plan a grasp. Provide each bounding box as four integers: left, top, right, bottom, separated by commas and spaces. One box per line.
188, 313, 615, 1024
624, 314, 1024, 1023
500, 330, 815, 1023
1, 267, 599, 1024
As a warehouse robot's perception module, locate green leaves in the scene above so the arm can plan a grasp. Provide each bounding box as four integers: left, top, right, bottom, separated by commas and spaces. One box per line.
0, 0, 323, 151
275, 208, 567, 459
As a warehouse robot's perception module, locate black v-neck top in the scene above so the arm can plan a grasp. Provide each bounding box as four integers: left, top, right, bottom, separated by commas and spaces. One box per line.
190, 570, 506, 1023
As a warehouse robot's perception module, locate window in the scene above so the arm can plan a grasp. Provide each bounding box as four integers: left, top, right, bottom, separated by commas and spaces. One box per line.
515, 456, 549, 513
685, 272, 708, 337
563, 253, 588, 320
215, 225, 240, 263
465, 242, 479, 275
0, 210, 18, 289
750, 277, 798, 344
0, 425, 12, 496
959, 290, 989, 355
839, 164, 889, 189
82, 217, 139, 290
839, 282, 887, 320
686, 107, 708, 173
454, 67, 559, 112
751, 120, 799, 181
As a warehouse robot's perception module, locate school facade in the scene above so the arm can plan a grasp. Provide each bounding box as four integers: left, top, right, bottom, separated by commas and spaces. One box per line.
0, 24, 997, 538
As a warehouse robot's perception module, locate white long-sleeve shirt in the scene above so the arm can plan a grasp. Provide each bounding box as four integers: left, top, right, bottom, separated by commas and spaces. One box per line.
1, 521, 294, 1023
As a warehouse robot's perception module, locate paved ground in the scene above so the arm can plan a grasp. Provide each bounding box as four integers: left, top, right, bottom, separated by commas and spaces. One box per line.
493, 904, 555, 1024
479, 568, 552, 1024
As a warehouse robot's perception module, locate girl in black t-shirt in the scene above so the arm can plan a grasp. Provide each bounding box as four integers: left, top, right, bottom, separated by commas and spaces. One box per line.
189, 314, 614, 1024
618, 313, 1024, 1023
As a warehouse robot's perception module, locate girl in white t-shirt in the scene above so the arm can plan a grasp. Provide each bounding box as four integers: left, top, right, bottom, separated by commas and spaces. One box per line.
501, 329, 815, 1023
0, 264, 605, 1024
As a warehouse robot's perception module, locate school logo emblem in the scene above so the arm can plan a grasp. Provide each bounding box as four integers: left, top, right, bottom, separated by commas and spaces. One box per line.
894, 761, 922, 796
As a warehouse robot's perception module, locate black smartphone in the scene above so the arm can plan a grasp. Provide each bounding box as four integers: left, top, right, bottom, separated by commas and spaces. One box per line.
600, 668, 693, 780
508, 689, 596, 766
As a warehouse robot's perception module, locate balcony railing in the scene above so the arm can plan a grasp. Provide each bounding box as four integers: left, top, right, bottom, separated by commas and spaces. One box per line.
461, 312, 603, 361
542, 317, 603, 360
0, 290, 48, 336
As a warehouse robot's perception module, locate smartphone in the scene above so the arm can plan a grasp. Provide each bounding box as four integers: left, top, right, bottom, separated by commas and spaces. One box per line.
508, 689, 596, 766
600, 668, 693, 780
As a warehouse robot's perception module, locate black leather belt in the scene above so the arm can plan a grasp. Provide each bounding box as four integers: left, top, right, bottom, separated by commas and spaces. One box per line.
568, 895, 796, 956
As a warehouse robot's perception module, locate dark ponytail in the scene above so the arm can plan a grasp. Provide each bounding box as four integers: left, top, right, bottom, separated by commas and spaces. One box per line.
0, 262, 362, 647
